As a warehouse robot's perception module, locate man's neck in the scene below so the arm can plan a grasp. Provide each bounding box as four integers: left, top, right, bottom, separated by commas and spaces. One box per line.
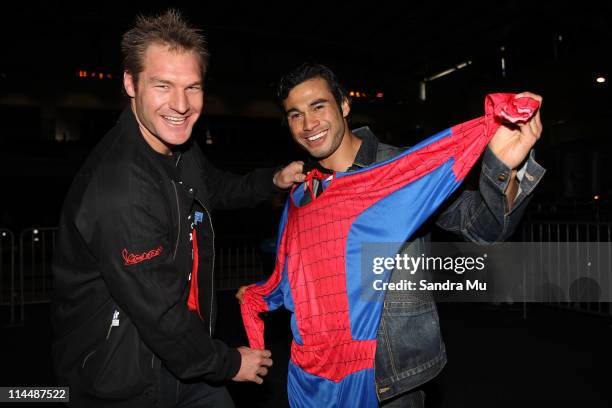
319, 132, 362, 172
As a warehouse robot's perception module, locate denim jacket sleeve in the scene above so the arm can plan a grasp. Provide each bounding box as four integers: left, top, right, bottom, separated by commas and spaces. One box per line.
435, 146, 546, 243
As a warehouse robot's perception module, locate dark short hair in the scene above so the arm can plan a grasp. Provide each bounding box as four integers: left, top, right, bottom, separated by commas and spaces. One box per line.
277, 63, 350, 110
121, 9, 209, 84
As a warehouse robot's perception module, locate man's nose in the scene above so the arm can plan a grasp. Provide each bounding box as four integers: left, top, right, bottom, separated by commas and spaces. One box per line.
169, 90, 189, 114
303, 112, 319, 131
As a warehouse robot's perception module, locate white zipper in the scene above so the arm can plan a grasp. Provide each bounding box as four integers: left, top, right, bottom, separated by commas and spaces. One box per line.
106, 309, 120, 339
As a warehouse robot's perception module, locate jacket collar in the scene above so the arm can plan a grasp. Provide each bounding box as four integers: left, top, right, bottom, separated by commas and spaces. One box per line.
350, 126, 380, 169
119, 106, 190, 166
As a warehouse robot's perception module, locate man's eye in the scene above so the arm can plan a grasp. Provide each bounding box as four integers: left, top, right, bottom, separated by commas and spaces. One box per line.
314, 105, 324, 110
155, 85, 169, 89
289, 114, 302, 121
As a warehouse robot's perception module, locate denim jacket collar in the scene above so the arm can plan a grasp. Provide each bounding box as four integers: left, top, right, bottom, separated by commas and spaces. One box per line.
350, 126, 380, 169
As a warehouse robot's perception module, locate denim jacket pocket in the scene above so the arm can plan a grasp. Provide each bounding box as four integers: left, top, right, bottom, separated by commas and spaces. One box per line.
375, 300, 446, 399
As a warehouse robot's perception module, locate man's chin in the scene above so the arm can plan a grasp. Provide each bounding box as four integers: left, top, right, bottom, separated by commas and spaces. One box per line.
303, 145, 331, 160
162, 132, 192, 147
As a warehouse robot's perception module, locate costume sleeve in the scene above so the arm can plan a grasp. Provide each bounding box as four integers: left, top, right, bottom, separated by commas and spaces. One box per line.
240, 200, 290, 350
76, 162, 241, 382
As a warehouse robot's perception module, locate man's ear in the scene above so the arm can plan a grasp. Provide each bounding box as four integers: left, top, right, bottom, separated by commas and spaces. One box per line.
123, 71, 136, 98
341, 98, 350, 118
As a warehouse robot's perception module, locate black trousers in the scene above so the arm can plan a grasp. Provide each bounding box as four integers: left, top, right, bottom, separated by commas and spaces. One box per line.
159, 364, 235, 408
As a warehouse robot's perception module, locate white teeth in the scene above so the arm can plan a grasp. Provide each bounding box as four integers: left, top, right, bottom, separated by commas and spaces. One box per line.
162, 116, 186, 124
307, 131, 326, 141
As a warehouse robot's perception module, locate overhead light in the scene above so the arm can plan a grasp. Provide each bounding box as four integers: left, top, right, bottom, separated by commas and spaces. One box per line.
426, 60, 472, 82
594, 195, 600, 200
595, 76, 606, 84
419, 81, 427, 101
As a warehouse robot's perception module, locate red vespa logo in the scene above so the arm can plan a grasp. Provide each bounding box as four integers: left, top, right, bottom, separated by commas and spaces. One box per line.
122, 246, 164, 266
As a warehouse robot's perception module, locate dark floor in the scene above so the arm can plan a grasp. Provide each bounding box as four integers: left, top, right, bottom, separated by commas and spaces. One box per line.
2, 295, 611, 407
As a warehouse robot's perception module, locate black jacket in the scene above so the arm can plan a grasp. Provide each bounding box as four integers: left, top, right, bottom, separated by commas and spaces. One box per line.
52, 108, 278, 406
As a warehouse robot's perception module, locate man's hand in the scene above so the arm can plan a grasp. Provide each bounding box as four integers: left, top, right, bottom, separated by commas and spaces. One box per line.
236, 285, 248, 305
488, 92, 543, 170
273, 161, 306, 189
232, 347, 273, 384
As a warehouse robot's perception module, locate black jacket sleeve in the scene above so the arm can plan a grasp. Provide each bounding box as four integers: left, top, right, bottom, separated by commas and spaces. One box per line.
194, 145, 281, 210
77, 162, 241, 382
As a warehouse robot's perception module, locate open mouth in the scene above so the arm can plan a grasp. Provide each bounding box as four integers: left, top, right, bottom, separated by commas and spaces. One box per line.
306, 129, 328, 142
162, 115, 188, 125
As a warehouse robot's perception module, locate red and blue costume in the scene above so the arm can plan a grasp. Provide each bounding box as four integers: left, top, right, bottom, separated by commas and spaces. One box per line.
241, 94, 539, 407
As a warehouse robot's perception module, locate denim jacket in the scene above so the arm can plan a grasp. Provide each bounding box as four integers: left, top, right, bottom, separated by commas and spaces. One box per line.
347, 127, 545, 402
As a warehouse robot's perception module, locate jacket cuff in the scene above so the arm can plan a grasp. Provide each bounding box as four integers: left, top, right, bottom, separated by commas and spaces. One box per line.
481, 147, 545, 193
481, 146, 514, 194
515, 150, 546, 197
481, 147, 546, 212
224, 344, 242, 380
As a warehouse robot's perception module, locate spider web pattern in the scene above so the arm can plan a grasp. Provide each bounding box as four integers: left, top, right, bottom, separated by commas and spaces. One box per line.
241, 94, 539, 384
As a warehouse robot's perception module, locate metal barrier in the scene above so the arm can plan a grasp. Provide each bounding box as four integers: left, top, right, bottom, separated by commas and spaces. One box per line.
522, 221, 612, 243
11, 225, 266, 323
522, 221, 612, 316
215, 246, 267, 290
19, 228, 58, 323
1, 228, 16, 325
5, 222, 611, 323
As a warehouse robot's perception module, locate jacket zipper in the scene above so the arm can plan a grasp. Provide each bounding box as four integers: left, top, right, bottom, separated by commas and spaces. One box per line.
83, 308, 119, 369
195, 197, 215, 336
170, 180, 181, 260
82, 350, 96, 368
106, 310, 120, 339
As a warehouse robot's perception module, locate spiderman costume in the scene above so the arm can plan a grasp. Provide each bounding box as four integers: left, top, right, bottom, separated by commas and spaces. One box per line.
241, 94, 540, 407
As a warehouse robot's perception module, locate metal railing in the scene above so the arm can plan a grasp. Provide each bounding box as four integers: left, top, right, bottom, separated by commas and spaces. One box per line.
2, 226, 269, 324
4, 221, 609, 324
19, 228, 57, 305
215, 246, 268, 290
521, 221, 612, 316
522, 221, 612, 243
1, 228, 16, 325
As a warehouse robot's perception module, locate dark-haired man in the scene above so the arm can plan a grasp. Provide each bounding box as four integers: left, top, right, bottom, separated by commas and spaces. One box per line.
52, 10, 304, 408
239, 63, 545, 407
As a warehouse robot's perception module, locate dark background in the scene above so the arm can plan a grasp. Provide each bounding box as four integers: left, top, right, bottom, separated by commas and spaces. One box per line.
1, 1, 611, 407
1, 0, 611, 230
